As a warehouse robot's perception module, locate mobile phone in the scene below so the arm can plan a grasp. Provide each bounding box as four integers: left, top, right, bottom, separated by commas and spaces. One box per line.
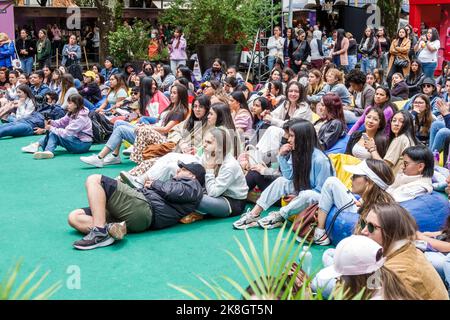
362, 133, 369, 141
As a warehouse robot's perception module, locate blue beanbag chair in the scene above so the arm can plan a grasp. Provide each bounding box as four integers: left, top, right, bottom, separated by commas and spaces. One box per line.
324, 192, 450, 245
325, 135, 350, 155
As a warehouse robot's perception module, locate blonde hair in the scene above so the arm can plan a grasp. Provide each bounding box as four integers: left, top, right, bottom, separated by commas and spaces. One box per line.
0, 33, 10, 42
326, 68, 344, 84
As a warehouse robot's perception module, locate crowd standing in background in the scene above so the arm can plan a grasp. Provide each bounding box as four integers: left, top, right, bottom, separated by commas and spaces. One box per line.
1, 20, 450, 300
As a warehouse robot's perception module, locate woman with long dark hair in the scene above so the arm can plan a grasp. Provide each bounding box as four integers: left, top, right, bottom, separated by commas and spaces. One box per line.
233, 119, 333, 230
410, 94, 433, 145
415, 27, 441, 78
346, 107, 388, 160
368, 110, 419, 175
138, 76, 170, 122
348, 86, 397, 137
387, 28, 411, 85
406, 60, 426, 98
331, 29, 349, 72
230, 90, 253, 138
358, 27, 378, 75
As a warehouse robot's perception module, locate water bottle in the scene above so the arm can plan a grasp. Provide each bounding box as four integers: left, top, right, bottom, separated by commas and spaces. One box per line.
298, 246, 312, 276
433, 150, 440, 166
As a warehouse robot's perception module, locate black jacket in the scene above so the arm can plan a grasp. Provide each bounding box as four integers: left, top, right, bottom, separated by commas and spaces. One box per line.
358, 37, 378, 59
140, 177, 203, 230
15, 38, 35, 59
406, 72, 426, 98
316, 119, 346, 150
79, 82, 101, 104
292, 39, 310, 64
391, 80, 409, 100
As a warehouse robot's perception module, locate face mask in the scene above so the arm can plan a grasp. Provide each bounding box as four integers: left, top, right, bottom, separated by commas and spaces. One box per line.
151, 34, 156, 39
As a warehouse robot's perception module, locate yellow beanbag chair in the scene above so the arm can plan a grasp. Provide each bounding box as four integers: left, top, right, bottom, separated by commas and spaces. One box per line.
328, 153, 361, 190
393, 100, 408, 110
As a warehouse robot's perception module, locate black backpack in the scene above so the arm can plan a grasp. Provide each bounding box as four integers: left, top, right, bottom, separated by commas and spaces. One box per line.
89, 111, 114, 144
67, 63, 83, 81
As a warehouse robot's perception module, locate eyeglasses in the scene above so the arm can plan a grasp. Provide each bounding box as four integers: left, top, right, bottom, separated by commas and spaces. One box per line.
403, 160, 420, 167
360, 219, 382, 233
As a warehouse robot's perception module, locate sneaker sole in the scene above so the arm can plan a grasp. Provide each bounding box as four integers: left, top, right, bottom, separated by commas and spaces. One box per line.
257, 221, 284, 229
233, 221, 259, 230
103, 160, 122, 166
22, 147, 38, 153
73, 237, 115, 250
119, 172, 141, 189
108, 222, 127, 240
33, 153, 54, 159
80, 158, 104, 168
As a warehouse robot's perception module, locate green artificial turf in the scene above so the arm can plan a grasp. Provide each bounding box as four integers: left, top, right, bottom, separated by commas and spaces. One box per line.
0, 136, 332, 300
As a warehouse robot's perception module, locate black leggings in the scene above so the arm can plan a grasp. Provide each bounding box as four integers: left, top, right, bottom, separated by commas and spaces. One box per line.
246, 170, 277, 192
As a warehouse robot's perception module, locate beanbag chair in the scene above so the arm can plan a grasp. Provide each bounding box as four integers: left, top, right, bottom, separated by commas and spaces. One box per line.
324, 192, 450, 245
325, 135, 350, 155
327, 153, 361, 189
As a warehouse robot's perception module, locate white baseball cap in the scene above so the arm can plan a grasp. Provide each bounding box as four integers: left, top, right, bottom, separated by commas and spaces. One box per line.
321, 235, 386, 279
343, 161, 389, 189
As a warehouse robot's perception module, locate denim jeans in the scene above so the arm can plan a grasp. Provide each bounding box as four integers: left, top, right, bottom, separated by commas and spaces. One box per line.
20, 57, 34, 75
256, 176, 321, 219
105, 120, 136, 151
267, 55, 277, 72
422, 62, 438, 79
318, 177, 358, 214
429, 120, 450, 152
0, 121, 34, 138
343, 110, 360, 124
138, 116, 158, 125
83, 98, 96, 111
38, 132, 92, 154
424, 251, 450, 290
360, 57, 377, 74
347, 55, 357, 72
170, 59, 186, 75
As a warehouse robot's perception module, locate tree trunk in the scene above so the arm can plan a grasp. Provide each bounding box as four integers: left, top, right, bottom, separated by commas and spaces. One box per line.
377, 0, 402, 37
94, 0, 122, 63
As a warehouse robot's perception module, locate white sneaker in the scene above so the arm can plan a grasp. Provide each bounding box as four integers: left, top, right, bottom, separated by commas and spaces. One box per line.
80, 154, 104, 168
313, 228, 331, 246
103, 153, 121, 166
33, 151, 54, 159
122, 146, 134, 156
22, 142, 39, 153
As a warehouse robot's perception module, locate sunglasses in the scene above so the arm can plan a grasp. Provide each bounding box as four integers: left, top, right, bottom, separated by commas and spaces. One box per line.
360, 219, 382, 233
423, 84, 434, 88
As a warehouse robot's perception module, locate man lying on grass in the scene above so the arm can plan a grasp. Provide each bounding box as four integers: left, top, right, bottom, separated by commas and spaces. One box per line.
68, 161, 205, 250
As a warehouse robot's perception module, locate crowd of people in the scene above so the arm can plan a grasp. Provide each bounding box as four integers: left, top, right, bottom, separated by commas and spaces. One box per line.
1, 22, 450, 300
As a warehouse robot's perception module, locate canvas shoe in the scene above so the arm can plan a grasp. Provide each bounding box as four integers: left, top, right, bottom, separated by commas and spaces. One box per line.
233, 209, 260, 230
122, 146, 134, 156
33, 151, 54, 159
103, 153, 122, 166
106, 222, 127, 240
22, 142, 39, 153
119, 171, 144, 189
73, 227, 115, 250
257, 211, 285, 229
80, 154, 104, 168
313, 228, 331, 246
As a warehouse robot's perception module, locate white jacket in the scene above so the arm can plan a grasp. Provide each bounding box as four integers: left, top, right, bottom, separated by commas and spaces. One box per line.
270, 100, 312, 127
15, 98, 35, 120
204, 153, 249, 200
387, 173, 433, 202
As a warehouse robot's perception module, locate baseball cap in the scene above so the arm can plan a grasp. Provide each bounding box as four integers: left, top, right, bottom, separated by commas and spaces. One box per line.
343, 161, 389, 189
83, 71, 96, 79
177, 161, 206, 187
321, 235, 386, 279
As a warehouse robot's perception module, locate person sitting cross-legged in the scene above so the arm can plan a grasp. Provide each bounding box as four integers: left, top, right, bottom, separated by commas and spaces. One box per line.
68, 161, 205, 250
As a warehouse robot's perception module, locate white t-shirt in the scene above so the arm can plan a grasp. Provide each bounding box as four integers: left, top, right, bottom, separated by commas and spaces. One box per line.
418, 40, 440, 63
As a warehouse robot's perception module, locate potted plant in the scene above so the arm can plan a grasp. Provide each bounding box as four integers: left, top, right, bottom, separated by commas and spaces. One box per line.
160, 0, 279, 72
108, 19, 152, 70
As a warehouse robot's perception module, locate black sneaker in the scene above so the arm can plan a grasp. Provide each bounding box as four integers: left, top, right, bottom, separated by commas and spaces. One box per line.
73, 227, 115, 250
